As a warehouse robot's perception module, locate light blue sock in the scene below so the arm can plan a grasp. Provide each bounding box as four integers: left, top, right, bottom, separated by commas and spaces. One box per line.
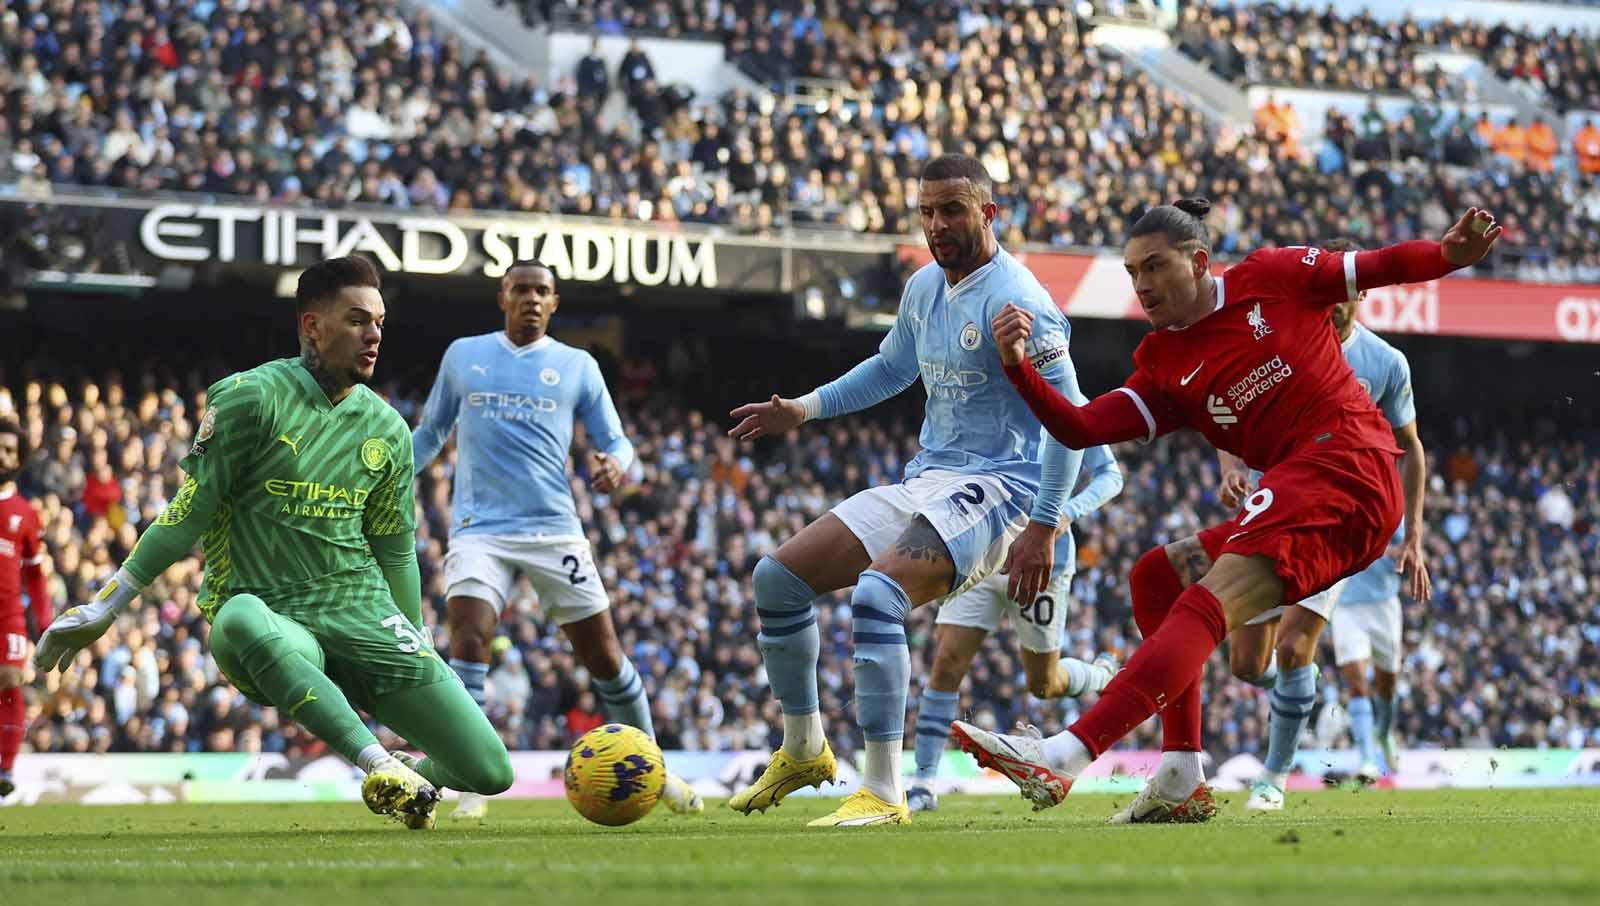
1263, 664, 1317, 778
1348, 696, 1378, 766
449, 658, 489, 708
595, 657, 654, 738
850, 570, 911, 743
1374, 693, 1397, 739
914, 689, 959, 781
752, 556, 820, 716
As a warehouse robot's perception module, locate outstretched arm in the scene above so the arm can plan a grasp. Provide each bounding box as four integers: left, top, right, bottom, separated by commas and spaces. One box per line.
730, 306, 920, 440
1277, 208, 1503, 306
36, 376, 255, 671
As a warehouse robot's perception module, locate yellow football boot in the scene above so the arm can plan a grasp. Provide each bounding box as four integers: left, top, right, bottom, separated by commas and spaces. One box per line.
728, 742, 837, 814
806, 788, 910, 828
363, 754, 440, 830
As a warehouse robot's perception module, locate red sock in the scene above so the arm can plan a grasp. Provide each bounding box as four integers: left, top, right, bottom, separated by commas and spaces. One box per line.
0, 687, 23, 772
1129, 548, 1204, 753
1071, 584, 1227, 758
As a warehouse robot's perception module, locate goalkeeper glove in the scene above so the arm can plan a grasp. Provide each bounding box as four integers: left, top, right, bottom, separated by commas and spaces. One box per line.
34, 567, 141, 672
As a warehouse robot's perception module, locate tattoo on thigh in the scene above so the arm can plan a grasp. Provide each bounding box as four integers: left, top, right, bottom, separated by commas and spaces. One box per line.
894, 516, 953, 565
1166, 536, 1213, 586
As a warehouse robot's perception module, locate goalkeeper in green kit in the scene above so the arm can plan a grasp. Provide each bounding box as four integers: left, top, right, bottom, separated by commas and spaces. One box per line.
34, 256, 511, 829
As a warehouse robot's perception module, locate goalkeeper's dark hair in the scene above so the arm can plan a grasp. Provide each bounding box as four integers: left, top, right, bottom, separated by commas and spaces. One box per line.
1321, 237, 1363, 253
0, 416, 20, 442
1129, 197, 1212, 253
295, 255, 382, 315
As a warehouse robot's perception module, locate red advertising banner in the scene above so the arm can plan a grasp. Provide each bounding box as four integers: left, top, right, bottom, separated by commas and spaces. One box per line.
897, 245, 1600, 344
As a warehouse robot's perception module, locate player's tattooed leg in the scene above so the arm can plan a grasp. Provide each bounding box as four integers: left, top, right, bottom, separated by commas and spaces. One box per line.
893, 516, 954, 567
1164, 535, 1212, 587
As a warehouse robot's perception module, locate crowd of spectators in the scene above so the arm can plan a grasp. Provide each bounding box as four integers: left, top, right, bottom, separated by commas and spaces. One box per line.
2, 0, 1598, 279
1176, 2, 1600, 114
5, 334, 1597, 768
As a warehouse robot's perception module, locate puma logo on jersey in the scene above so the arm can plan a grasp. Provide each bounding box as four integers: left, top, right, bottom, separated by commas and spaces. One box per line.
1180, 361, 1205, 386
1249, 303, 1272, 340
470, 364, 489, 375
278, 433, 304, 456
287, 686, 319, 717
1207, 395, 1237, 427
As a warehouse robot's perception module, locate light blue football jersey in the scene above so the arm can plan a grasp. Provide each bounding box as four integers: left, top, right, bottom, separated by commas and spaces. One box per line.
1053, 443, 1123, 576
413, 332, 634, 539
815, 247, 1084, 524
1267, 322, 1409, 604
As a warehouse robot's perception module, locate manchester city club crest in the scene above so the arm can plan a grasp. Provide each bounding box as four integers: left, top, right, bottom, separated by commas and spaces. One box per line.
540, 368, 561, 386
960, 322, 981, 350
360, 438, 388, 472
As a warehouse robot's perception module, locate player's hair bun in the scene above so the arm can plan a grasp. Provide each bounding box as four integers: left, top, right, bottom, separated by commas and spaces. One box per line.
1174, 197, 1212, 219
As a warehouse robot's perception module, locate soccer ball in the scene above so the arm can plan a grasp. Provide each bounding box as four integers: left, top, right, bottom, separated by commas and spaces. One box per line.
564, 723, 666, 826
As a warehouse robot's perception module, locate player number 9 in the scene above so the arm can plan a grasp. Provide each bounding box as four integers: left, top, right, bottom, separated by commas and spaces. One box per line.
1239, 488, 1275, 526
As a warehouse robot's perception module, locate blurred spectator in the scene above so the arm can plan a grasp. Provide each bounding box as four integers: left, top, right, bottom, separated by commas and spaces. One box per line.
1576, 120, 1600, 176
577, 37, 610, 102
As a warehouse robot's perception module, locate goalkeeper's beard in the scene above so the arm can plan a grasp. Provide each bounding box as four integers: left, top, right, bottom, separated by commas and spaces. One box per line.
0, 466, 19, 485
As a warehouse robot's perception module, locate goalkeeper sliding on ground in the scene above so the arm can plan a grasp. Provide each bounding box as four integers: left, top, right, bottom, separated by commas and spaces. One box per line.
33, 256, 512, 829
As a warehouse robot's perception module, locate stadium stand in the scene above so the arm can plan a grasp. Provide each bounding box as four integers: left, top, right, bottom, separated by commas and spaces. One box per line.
3, 0, 1597, 279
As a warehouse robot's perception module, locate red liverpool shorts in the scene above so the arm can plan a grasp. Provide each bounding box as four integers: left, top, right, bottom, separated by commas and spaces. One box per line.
1198, 445, 1403, 604
1, 614, 27, 669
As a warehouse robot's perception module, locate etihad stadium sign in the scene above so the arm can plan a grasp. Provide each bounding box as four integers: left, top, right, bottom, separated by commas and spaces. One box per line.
137, 202, 719, 288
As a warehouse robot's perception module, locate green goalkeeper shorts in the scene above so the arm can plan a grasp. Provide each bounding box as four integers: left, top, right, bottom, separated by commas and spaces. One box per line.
210, 591, 454, 713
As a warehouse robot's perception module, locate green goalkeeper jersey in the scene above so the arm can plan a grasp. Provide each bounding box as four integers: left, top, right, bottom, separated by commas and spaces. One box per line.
136, 358, 416, 620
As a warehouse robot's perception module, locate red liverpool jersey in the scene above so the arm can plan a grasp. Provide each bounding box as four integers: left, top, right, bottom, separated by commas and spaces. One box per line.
1119, 247, 1402, 470
0, 489, 48, 631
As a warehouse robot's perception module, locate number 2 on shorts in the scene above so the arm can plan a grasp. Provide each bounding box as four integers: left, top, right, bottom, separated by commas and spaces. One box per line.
1240, 487, 1275, 526
562, 554, 588, 586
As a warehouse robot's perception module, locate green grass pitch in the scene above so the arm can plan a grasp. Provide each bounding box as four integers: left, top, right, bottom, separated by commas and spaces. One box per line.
2, 789, 1596, 906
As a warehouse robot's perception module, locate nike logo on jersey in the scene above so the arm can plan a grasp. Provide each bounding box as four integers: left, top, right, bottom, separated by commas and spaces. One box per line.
1226, 531, 1248, 543
278, 433, 304, 456
1207, 395, 1238, 427
470, 364, 489, 375
1180, 362, 1205, 385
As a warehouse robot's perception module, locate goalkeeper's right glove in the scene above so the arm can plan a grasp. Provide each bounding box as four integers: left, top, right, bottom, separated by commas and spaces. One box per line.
33, 567, 141, 673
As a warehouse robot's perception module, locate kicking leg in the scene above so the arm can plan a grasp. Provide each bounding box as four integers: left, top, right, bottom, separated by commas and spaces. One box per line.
955, 554, 1282, 811
731, 513, 866, 815
911, 624, 984, 811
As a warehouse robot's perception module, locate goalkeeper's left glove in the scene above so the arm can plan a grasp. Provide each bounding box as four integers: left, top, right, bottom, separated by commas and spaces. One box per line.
34, 567, 141, 673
